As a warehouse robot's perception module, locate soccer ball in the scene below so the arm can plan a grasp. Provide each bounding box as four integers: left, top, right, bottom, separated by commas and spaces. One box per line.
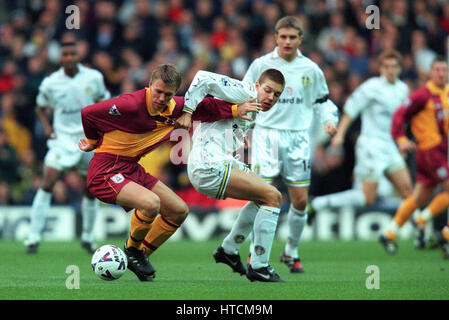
91, 244, 127, 281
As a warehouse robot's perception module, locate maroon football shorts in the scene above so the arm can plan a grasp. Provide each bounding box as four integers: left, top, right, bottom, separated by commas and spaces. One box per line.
87, 153, 159, 212
416, 144, 449, 186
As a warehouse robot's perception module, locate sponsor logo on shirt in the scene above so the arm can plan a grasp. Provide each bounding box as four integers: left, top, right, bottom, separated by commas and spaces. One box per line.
163, 118, 176, 126
277, 97, 303, 104
108, 104, 121, 116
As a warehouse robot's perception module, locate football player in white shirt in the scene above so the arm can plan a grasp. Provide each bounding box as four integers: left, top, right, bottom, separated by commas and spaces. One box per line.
242, 16, 338, 273
310, 50, 413, 254
25, 41, 110, 254
177, 69, 287, 282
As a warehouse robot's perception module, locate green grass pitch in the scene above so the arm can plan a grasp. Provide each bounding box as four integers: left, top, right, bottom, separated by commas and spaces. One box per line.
1, 238, 448, 300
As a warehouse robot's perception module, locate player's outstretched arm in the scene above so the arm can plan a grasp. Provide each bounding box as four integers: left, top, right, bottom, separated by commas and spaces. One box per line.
174, 96, 258, 129
180, 70, 253, 123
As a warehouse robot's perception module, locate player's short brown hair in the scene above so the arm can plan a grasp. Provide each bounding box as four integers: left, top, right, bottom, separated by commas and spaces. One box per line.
275, 16, 303, 37
378, 49, 402, 66
431, 55, 448, 68
151, 64, 182, 90
258, 68, 285, 88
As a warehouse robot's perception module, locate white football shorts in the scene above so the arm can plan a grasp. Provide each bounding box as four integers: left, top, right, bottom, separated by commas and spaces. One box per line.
187, 159, 250, 200
44, 134, 93, 176
250, 126, 311, 187
353, 135, 406, 181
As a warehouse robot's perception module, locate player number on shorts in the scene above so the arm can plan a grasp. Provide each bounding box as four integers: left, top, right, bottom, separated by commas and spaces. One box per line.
302, 160, 311, 172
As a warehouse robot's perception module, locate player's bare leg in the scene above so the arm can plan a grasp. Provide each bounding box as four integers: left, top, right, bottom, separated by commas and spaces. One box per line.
223, 170, 282, 206
361, 180, 379, 206
25, 166, 61, 253
116, 181, 160, 281
415, 179, 449, 227
139, 181, 188, 256
116, 182, 161, 245
384, 167, 421, 248
386, 167, 413, 200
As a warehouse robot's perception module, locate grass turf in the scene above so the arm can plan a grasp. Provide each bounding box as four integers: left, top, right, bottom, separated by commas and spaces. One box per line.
1, 238, 448, 300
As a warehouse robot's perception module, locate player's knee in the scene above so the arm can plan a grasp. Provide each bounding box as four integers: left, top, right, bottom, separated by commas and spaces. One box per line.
171, 202, 189, 225
159, 198, 189, 225
291, 198, 307, 211
399, 184, 413, 199
40, 181, 55, 192
264, 187, 282, 208
140, 195, 160, 218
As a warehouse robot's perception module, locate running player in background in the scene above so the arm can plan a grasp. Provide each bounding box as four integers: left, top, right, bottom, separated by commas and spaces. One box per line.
380, 57, 449, 258
176, 68, 287, 282
79, 64, 259, 281
310, 50, 412, 240
25, 40, 110, 254
242, 16, 338, 273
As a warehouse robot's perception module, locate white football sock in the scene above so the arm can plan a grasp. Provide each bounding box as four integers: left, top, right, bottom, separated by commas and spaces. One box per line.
420, 208, 432, 223
385, 220, 400, 236
26, 188, 52, 244
312, 189, 366, 211
81, 197, 99, 243
284, 205, 307, 259
222, 201, 258, 255
250, 205, 280, 269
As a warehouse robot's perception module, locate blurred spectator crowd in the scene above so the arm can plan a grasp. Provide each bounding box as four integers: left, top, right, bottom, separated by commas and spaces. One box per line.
0, 0, 448, 210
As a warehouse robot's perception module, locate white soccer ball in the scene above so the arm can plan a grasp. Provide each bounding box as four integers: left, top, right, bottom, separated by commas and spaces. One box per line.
91, 244, 128, 281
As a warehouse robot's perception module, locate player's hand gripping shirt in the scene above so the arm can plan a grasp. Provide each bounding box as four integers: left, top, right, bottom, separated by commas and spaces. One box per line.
36, 63, 111, 138
182, 70, 257, 163
392, 81, 449, 150
242, 47, 338, 130
344, 76, 409, 142
81, 88, 237, 161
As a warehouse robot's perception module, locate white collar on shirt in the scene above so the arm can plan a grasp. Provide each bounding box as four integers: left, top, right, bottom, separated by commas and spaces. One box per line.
380, 75, 398, 85
271, 47, 303, 60
58, 63, 83, 78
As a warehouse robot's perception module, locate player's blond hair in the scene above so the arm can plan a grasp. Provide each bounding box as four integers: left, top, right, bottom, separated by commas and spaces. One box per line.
275, 16, 303, 37
151, 64, 182, 90
378, 49, 403, 66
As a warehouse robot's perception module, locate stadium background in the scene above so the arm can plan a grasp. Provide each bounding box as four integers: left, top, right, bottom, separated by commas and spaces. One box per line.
0, 0, 449, 242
